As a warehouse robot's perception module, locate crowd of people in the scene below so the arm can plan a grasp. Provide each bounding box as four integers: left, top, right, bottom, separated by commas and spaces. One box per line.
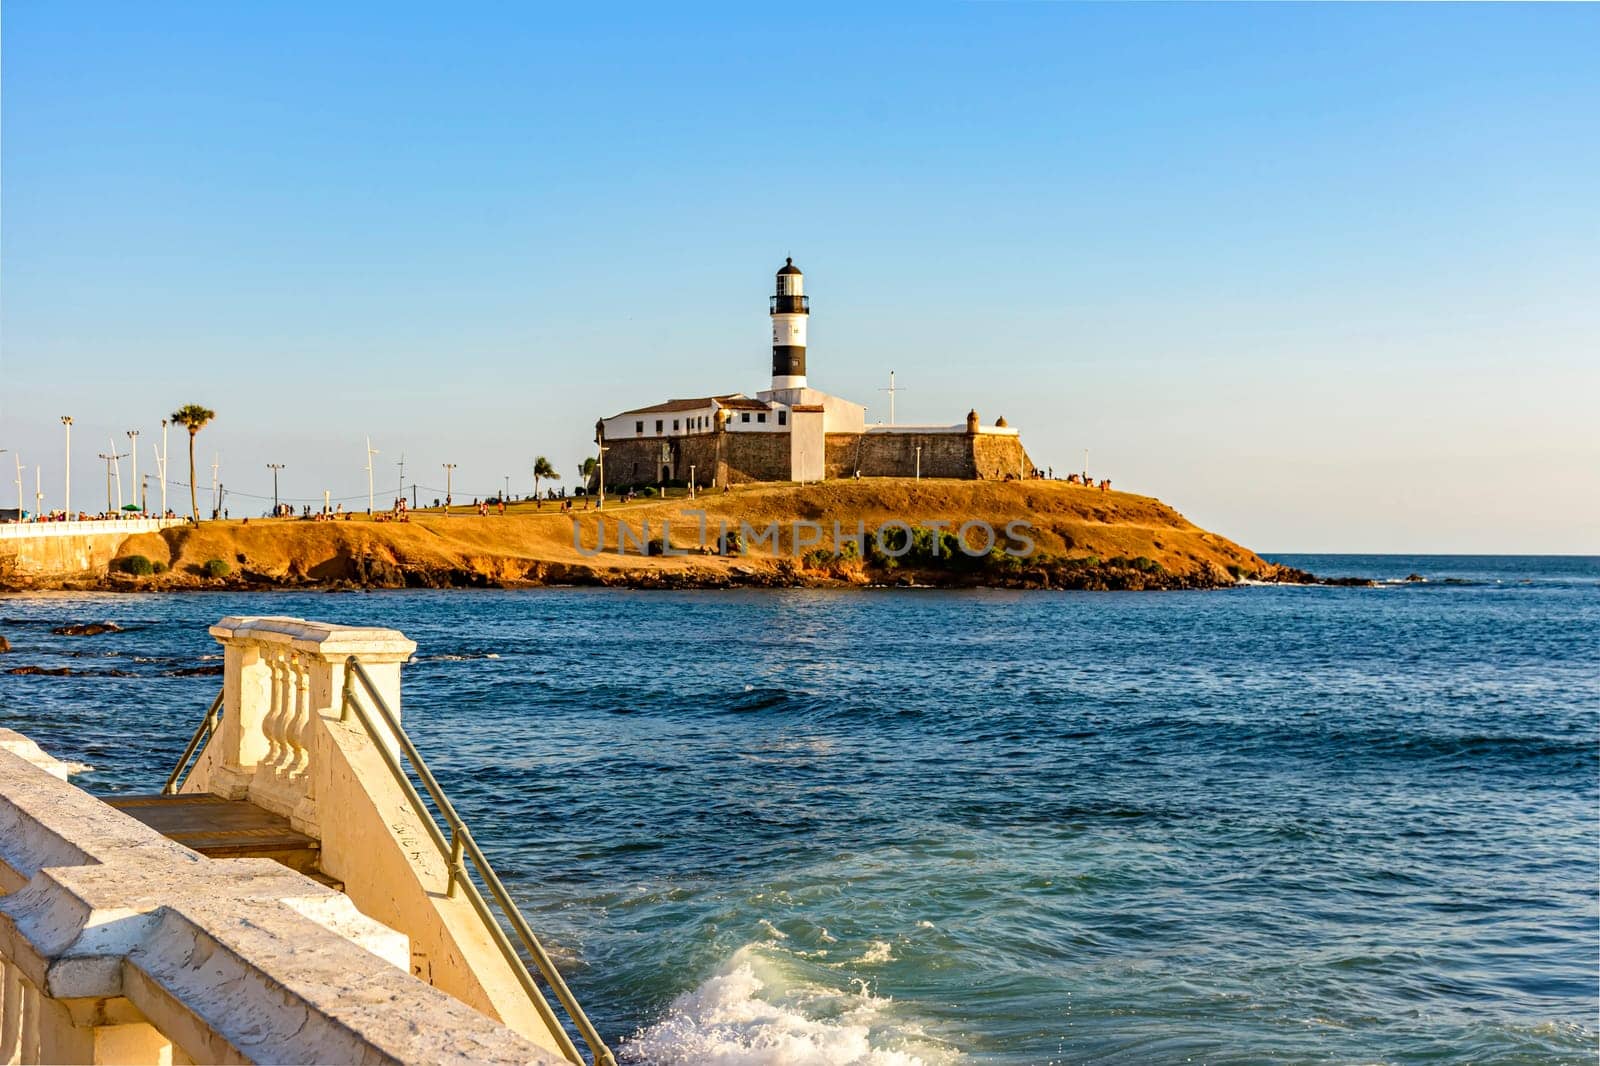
3, 508, 181, 523
999, 468, 1113, 491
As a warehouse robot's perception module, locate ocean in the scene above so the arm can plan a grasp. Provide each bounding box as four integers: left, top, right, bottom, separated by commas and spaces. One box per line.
1, 555, 1595, 1064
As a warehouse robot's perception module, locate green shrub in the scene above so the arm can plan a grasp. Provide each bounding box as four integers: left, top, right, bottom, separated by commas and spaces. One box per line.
152, 560, 168, 574
641, 486, 658, 498
984, 545, 1025, 571
802, 548, 834, 569
117, 555, 155, 576
203, 558, 231, 578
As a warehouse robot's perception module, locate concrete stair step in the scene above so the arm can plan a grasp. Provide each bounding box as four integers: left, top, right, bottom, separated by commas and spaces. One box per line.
104, 793, 337, 887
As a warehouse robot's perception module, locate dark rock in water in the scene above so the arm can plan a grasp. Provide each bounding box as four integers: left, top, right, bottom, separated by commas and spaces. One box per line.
168, 664, 225, 677
0, 635, 9, 653
1321, 576, 1379, 587
7, 665, 71, 676
1404, 573, 1426, 582
51, 622, 124, 636
1267, 567, 1319, 585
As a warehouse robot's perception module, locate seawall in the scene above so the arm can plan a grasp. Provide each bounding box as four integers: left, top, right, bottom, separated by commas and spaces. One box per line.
0, 519, 189, 580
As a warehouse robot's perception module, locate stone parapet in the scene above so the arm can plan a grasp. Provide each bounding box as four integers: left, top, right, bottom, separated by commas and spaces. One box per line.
0, 733, 561, 1065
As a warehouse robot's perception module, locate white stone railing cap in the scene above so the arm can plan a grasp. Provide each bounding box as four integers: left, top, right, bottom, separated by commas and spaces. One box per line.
0, 729, 88, 781
0, 742, 559, 1063
210, 616, 417, 659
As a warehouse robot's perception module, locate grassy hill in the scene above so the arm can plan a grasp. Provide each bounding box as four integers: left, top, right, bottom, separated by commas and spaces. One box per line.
88, 479, 1281, 591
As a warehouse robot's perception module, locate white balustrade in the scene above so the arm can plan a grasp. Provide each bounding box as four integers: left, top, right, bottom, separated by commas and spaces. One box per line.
202, 617, 416, 834
0, 728, 561, 1065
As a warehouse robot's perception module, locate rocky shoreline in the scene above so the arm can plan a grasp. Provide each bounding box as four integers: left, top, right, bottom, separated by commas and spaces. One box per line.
3, 555, 1346, 594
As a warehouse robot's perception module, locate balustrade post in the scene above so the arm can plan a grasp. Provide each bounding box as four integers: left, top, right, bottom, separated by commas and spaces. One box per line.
207, 618, 413, 828
208, 617, 299, 800
294, 629, 412, 838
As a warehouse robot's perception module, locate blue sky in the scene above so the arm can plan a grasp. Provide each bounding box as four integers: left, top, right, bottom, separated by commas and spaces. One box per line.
4, 3, 1596, 551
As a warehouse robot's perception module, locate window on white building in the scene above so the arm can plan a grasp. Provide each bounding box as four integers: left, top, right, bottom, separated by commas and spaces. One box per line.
778, 410, 787, 426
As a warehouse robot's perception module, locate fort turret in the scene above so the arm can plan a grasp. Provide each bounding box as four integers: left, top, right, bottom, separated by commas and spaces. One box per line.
770, 258, 808, 391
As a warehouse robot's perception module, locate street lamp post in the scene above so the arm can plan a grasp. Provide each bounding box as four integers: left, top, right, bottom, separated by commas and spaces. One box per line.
97, 451, 126, 514
442, 463, 456, 517
365, 437, 379, 515
150, 442, 163, 512
915, 444, 922, 482
60, 417, 72, 517
267, 464, 285, 515
160, 419, 170, 515
107, 439, 125, 510
126, 430, 140, 513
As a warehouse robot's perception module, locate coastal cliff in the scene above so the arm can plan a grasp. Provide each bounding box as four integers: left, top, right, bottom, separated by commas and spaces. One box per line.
3, 480, 1291, 592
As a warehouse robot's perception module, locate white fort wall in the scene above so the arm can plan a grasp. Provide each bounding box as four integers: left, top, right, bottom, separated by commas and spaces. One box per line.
0, 519, 187, 579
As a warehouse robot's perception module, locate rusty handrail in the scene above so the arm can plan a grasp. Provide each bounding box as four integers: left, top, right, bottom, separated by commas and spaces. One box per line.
162, 688, 224, 795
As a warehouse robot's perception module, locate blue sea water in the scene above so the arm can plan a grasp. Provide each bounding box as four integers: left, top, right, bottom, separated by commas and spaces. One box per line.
0, 555, 1595, 1064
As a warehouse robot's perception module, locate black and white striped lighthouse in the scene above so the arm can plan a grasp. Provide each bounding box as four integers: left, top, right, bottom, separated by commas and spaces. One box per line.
770, 257, 809, 390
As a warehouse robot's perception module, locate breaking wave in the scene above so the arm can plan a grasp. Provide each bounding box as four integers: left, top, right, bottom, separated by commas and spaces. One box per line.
621, 945, 957, 1066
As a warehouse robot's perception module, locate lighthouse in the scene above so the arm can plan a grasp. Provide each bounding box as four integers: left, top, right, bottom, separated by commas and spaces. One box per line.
770, 257, 808, 391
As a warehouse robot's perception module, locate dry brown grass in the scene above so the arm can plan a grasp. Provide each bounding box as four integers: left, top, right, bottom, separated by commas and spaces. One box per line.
115, 479, 1270, 588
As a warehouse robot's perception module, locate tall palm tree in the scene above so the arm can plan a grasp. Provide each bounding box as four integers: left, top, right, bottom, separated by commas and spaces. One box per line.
532, 456, 559, 509
169, 404, 215, 523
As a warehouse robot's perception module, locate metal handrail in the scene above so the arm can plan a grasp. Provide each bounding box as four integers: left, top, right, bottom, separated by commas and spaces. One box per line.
340, 657, 616, 1066
162, 688, 225, 795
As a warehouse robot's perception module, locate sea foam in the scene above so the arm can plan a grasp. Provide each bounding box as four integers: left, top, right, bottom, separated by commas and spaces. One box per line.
622, 945, 955, 1066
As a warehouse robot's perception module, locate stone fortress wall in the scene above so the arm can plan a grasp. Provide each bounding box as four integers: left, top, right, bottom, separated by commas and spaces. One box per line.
599, 425, 1034, 489
825, 430, 1032, 481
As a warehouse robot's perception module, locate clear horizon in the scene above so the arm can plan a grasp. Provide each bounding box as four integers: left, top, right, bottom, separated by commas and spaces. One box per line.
3, 3, 1596, 553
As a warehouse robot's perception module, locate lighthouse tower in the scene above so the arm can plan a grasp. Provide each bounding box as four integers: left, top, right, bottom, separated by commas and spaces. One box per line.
770, 258, 808, 390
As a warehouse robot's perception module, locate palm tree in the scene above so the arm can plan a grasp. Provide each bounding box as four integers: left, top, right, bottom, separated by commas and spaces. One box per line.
169, 404, 215, 523
532, 456, 559, 509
